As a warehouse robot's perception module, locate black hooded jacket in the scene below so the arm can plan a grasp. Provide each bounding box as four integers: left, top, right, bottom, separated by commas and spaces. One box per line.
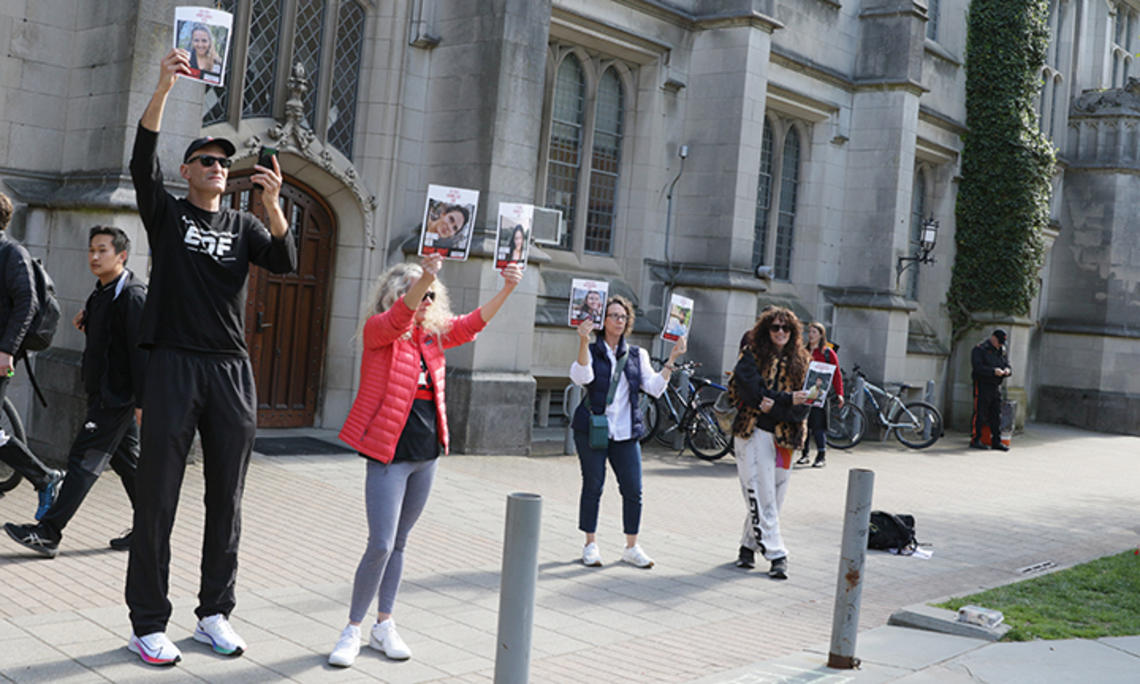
971, 339, 1010, 387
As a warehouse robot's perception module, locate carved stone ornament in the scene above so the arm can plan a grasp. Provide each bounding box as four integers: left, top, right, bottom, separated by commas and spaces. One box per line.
237, 62, 379, 246
1072, 78, 1140, 116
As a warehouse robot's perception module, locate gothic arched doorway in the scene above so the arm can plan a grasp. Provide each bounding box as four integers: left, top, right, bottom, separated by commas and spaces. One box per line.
224, 174, 336, 427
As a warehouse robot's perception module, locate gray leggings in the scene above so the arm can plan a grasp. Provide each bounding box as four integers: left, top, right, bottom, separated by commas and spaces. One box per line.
348, 458, 438, 622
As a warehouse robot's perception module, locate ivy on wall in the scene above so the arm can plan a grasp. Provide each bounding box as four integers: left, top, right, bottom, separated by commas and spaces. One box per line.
948, 0, 1055, 336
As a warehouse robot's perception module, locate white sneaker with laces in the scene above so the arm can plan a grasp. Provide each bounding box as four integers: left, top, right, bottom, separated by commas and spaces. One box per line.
328, 624, 361, 667
581, 542, 603, 567
128, 631, 182, 666
621, 544, 655, 568
193, 613, 247, 656
369, 618, 412, 660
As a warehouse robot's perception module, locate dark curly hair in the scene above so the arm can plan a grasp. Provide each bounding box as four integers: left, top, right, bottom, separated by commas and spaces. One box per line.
744, 306, 809, 380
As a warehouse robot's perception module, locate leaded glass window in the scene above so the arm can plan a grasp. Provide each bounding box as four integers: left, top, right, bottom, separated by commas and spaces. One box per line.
926, 0, 940, 41
774, 129, 800, 280
203, 0, 367, 160
327, 0, 365, 157
585, 69, 624, 255
752, 121, 774, 270
545, 55, 585, 249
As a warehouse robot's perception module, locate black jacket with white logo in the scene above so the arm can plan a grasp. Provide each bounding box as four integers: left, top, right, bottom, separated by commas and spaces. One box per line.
129, 124, 296, 355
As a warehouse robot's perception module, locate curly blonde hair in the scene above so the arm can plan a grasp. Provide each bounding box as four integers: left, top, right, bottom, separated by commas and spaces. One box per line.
359, 262, 454, 338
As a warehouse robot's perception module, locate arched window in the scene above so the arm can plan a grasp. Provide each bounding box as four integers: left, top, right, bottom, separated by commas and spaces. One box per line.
774, 128, 800, 280
908, 168, 927, 300
1110, 3, 1136, 88
752, 120, 774, 270
202, 0, 367, 159
545, 54, 586, 249
926, 0, 940, 41
585, 69, 624, 254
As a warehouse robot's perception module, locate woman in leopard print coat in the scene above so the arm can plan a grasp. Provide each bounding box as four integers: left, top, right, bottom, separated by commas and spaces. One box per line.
730, 307, 810, 579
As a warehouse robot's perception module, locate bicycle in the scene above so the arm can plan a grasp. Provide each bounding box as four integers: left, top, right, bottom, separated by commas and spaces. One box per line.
0, 396, 30, 493
825, 364, 943, 449
641, 359, 733, 460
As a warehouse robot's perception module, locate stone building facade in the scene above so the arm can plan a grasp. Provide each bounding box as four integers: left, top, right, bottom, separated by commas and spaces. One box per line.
0, 0, 1135, 462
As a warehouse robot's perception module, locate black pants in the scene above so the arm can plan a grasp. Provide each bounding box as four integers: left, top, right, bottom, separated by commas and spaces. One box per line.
972, 382, 1002, 447
39, 399, 138, 540
126, 348, 257, 636
0, 372, 54, 489
805, 405, 827, 454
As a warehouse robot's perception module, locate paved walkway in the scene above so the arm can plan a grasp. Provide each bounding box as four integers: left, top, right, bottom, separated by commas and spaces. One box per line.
0, 422, 1137, 682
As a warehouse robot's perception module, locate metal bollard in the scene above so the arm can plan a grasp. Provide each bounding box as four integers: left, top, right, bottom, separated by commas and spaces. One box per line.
494, 492, 542, 684
828, 468, 874, 669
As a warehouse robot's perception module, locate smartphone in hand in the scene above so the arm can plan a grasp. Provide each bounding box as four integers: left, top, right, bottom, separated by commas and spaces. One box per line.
254, 146, 277, 189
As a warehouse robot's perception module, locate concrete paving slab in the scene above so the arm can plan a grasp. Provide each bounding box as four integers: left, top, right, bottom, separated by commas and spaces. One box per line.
801, 626, 986, 671
945, 638, 1140, 684
686, 650, 911, 683
1100, 634, 1140, 658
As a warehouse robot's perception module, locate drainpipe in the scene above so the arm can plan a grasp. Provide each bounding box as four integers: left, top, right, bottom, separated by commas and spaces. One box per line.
659, 145, 688, 358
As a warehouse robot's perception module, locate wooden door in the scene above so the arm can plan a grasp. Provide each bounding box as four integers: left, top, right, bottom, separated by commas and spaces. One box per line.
224, 175, 336, 427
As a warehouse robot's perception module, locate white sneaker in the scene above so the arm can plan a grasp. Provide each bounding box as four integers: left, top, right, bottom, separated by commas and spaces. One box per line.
328, 624, 361, 668
621, 544, 655, 568
369, 618, 412, 660
193, 613, 247, 656
581, 542, 603, 567
128, 631, 182, 666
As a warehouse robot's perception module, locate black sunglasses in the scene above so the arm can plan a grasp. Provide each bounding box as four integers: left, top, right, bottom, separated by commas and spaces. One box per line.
769, 324, 792, 333
187, 155, 233, 169
422, 291, 436, 303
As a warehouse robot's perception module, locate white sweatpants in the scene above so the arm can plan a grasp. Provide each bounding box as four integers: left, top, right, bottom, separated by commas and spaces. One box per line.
735, 429, 790, 561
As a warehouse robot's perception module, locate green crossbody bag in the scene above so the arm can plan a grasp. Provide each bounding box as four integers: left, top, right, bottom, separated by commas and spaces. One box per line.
584, 349, 630, 449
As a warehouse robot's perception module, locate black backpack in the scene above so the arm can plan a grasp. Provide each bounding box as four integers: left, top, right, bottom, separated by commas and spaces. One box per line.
868, 510, 918, 551
21, 257, 61, 353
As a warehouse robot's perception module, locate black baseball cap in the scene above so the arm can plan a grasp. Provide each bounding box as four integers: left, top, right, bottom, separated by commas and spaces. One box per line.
183, 136, 236, 163
992, 329, 1007, 344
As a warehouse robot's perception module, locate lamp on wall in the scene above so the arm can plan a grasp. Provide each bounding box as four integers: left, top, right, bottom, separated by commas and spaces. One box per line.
895, 216, 939, 288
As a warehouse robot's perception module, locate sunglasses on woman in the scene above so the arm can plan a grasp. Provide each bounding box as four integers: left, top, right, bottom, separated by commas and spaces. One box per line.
422, 291, 436, 303
769, 324, 792, 333
187, 155, 233, 169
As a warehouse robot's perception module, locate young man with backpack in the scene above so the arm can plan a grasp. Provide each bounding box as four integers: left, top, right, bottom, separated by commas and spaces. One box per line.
4, 226, 146, 558
124, 48, 296, 667
0, 191, 62, 520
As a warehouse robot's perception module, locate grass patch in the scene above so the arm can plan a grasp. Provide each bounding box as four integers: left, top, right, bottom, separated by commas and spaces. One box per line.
935, 550, 1140, 641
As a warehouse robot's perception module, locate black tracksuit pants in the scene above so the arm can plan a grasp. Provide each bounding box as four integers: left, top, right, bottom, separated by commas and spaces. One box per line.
972, 382, 1002, 447
39, 400, 138, 540
0, 372, 55, 490
126, 347, 257, 636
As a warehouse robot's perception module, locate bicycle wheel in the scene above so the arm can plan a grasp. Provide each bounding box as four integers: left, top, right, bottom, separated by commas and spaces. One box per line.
0, 396, 27, 493
638, 392, 658, 444
892, 401, 943, 449
826, 401, 866, 450
685, 399, 733, 460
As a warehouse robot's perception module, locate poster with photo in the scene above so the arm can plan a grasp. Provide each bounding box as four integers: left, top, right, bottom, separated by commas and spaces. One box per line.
174, 7, 233, 86
662, 293, 694, 342
802, 361, 837, 408
495, 203, 533, 271
569, 279, 609, 330
418, 184, 479, 260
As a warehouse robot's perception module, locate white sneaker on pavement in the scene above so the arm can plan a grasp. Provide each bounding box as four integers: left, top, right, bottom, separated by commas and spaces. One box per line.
582, 541, 603, 567
369, 618, 412, 660
193, 613, 247, 656
328, 624, 361, 667
128, 631, 182, 666
621, 543, 655, 568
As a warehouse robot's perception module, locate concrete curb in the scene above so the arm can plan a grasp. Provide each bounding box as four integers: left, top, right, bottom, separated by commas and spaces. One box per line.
888, 602, 1011, 641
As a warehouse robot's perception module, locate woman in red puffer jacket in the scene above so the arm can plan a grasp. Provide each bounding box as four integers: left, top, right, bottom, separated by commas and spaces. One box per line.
330, 254, 522, 667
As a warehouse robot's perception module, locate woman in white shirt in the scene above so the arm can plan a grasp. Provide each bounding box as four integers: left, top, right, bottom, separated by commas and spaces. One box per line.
569, 295, 685, 569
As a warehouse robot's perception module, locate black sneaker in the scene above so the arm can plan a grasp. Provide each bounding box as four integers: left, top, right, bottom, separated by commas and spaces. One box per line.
794, 453, 811, 466
736, 546, 755, 569
109, 529, 132, 551
968, 441, 988, 450
991, 443, 1010, 452
812, 453, 827, 468
768, 556, 788, 580
4, 522, 59, 558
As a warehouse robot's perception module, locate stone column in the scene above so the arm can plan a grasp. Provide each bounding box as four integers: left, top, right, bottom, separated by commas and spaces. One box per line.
425, 0, 552, 454
831, 1, 927, 385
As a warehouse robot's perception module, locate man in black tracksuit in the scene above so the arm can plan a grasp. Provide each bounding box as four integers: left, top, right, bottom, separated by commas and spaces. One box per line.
0, 191, 62, 519
4, 226, 146, 558
970, 329, 1011, 451
123, 49, 296, 666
